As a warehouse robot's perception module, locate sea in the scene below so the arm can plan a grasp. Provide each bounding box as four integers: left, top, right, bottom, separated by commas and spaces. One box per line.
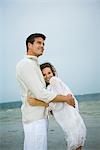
0, 93, 100, 150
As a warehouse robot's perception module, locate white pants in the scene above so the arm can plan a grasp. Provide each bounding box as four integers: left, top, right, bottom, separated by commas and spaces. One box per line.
23, 119, 48, 150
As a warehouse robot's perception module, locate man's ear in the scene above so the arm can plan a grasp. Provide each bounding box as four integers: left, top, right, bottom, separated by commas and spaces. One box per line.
28, 42, 32, 49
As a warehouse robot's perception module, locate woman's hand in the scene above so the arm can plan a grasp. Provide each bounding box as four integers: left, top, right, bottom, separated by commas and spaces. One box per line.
66, 94, 75, 107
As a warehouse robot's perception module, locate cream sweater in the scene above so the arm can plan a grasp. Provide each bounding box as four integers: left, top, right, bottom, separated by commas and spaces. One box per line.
16, 55, 57, 123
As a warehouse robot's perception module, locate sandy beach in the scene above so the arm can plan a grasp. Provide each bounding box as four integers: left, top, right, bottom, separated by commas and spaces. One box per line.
0, 100, 100, 150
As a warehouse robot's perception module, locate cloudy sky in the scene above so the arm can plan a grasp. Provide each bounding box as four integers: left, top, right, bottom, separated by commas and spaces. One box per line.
0, 0, 100, 103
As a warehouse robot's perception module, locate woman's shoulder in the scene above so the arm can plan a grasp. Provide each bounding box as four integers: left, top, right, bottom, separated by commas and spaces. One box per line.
50, 76, 61, 85
50, 76, 70, 90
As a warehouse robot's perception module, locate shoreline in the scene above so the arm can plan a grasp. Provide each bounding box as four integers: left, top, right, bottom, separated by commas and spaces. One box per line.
0, 93, 100, 109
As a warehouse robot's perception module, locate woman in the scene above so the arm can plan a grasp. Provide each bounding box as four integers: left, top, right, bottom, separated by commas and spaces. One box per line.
28, 62, 86, 150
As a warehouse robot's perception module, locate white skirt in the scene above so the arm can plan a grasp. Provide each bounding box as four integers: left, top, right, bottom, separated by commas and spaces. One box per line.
53, 103, 86, 150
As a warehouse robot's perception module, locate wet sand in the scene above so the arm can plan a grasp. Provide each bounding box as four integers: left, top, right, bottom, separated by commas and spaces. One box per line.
0, 100, 100, 150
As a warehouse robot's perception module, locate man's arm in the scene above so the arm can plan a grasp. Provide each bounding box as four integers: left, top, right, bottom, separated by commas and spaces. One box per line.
17, 61, 75, 106
17, 61, 57, 103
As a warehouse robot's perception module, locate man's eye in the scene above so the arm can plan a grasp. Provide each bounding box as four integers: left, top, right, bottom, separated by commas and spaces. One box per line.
37, 41, 41, 44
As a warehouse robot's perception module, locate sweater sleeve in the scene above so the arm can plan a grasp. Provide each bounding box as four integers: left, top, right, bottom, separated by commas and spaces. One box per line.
17, 61, 57, 103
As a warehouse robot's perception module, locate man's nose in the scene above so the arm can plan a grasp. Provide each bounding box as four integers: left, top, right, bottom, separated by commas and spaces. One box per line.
41, 43, 44, 47
41, 44, 44, 50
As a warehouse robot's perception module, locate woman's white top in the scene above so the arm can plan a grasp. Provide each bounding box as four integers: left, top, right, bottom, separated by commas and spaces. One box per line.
47, 76, 86, 150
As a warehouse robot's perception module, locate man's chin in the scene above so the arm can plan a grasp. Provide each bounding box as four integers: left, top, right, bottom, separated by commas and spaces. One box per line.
37, 53, 43, 57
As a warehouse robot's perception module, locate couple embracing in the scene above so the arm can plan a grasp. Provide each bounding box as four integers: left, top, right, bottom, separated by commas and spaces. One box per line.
16, 33, 86, 150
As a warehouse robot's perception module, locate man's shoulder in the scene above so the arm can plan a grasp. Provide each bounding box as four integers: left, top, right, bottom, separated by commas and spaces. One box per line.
16, 58, 26, 68
16, 57, 34, 68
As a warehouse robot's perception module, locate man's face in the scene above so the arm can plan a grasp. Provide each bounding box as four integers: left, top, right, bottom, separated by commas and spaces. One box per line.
28, 37, 45, 57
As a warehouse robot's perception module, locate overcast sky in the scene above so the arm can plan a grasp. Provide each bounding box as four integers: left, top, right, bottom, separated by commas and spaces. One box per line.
0, 0, 100, 103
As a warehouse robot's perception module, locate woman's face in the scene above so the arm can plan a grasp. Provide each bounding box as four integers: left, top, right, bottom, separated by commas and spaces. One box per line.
42, 67, 53, 83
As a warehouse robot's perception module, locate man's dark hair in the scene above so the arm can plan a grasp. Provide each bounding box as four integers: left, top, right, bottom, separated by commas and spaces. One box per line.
26, 33, 46, 52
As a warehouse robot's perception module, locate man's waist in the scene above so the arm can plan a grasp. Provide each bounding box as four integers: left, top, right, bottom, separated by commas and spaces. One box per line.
21, 104, 47, 123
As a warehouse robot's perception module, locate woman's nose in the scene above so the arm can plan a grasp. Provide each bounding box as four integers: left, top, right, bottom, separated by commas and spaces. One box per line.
46, 74, 50, 78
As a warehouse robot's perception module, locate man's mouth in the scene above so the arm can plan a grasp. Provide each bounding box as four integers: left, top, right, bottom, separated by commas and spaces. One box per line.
38, 48, 44, 52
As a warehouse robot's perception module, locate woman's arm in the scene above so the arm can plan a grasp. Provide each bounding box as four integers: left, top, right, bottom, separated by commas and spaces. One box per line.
28, 97, 49, 107
28, 94, 75, 107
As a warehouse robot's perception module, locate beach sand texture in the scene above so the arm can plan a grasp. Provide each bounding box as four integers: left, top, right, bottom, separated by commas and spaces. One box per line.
0, 100, 100, 150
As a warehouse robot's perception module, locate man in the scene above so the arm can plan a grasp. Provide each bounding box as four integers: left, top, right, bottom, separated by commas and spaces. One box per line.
16, 33, 75, 150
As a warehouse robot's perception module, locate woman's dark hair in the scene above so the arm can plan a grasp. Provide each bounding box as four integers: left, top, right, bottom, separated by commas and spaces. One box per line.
26, 33, 46, 52
40, 62, 57, 76
40, 62, 57, 86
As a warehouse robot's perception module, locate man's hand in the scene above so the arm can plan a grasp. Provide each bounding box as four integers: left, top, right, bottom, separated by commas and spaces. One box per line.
65, 94, 75, 107
28, 97, 49, 107
28, 97, 37, 106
